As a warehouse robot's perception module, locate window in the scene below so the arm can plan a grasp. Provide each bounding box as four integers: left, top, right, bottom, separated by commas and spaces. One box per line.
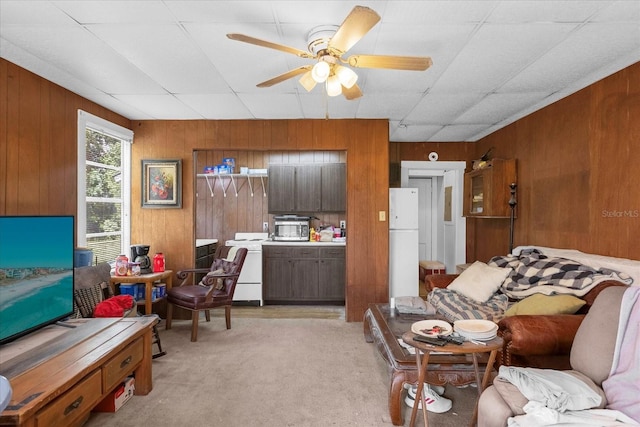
77, 111, 133, 264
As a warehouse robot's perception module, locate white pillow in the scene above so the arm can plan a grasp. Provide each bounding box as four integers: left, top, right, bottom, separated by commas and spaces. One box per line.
447, 261, 510, 303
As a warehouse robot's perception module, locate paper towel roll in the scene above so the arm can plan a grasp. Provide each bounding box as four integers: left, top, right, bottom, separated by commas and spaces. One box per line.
429, 152, 438, 161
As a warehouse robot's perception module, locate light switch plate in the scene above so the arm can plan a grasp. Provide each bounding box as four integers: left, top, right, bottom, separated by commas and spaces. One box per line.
379, 211, 386, 221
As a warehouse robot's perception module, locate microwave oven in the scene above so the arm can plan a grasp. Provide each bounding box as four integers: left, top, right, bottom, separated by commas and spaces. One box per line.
273, 216, 310, 241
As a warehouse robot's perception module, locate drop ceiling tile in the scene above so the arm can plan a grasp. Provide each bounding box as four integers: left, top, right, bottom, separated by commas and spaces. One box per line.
88, 23, 228, 93
237, 93, 302, 118
390, 124, 444, 142
356, 93, 423, 120
404, 93, 487, 124
380, 1, 497, 24
1, 26, 166, 94
273, 1, 375, 24
454, 92, 550, 124
175, 94, 253, 119
0, 1, 76, 25
431, 124, 489, 142
590, 0, 640, 22
113, 94, 201, 119
165, 1, 275, 23
486, 1, 610, 23
430, 23, 578, 94
55, 1, 174, 24
501, 22, 640, 93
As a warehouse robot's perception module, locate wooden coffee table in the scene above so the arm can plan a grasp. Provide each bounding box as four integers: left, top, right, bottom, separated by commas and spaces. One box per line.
363, 303, 496, 426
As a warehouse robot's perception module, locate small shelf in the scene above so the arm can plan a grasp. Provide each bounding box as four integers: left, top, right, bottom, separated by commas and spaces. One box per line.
197, 173, 268, 198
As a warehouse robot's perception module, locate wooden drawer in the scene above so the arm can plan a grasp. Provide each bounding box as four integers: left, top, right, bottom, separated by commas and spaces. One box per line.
263, 246, 295, 258
102, 338, 143, 392
36, 370, 101, 427
319, 247, 345, 258
298, 247, 319, 258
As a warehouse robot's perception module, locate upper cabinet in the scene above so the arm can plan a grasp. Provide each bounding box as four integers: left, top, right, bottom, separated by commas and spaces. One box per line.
463, 159, 517, 218
268, 163, 346, 213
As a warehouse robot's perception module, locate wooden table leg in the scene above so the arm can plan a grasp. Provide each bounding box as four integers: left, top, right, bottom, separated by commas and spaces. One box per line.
410, 350, 431, 427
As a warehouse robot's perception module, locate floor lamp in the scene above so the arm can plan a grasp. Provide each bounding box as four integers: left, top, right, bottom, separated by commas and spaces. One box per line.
508, 183, 517, 254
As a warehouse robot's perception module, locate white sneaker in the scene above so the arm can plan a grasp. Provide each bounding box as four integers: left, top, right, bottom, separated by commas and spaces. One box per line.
406, 383, 445, 396
405, 385, 452, 413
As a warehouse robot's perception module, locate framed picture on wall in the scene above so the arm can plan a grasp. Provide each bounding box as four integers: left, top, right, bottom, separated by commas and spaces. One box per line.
141, 159, 182, 208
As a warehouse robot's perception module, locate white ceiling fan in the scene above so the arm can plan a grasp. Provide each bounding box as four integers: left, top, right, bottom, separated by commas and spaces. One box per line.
227, 5, 433, 100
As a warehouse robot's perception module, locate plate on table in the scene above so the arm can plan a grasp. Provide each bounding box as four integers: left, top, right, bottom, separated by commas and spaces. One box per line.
454, 320, 498, 340
411, 320, 452, 337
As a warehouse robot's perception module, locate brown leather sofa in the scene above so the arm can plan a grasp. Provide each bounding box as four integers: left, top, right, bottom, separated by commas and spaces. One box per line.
424, 274, 627, 370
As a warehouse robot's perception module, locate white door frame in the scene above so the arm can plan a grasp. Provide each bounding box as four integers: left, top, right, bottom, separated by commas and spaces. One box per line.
400, 161, 467, 273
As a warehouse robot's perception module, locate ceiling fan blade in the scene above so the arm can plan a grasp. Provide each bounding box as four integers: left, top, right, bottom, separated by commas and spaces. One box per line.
342, 83, 362, 100
227, 33, 314, 59
257, 66, 312, 88
347, 54, 433, 71
328, 6, 380, 55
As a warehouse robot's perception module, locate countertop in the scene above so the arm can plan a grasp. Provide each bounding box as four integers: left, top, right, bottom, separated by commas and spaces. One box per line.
262, 240, 346, 247
196, 239, 218, 247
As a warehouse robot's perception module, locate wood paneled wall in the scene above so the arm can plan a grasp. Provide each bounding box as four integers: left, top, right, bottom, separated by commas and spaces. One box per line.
392, 62, 640, 263
470, 62, 640, 262
0, 59, 130, 217
132, 120, 389, 321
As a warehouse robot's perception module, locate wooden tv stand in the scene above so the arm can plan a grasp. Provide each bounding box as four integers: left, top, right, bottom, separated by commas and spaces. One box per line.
0, 317, 158, 427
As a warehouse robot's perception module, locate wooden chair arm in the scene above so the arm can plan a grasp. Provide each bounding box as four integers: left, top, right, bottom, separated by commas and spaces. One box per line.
201, 272, 239, 286
176, 268, 212, 286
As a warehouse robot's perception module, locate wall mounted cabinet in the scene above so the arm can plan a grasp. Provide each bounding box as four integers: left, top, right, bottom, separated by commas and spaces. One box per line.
463, 159, 517, 218
268, 163, 345, 213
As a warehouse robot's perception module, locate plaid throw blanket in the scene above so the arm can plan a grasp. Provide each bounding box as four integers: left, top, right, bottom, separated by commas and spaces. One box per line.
489, 249, 632, 299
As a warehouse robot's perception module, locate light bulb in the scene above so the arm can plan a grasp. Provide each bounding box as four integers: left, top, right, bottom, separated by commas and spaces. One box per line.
335, 65, 358, 89
326, 75, 342, 97
299, 71, 317, 92
311, 61, 330, 83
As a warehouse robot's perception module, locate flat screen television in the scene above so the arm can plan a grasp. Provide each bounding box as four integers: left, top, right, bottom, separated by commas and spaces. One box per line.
0, 215, 75, 345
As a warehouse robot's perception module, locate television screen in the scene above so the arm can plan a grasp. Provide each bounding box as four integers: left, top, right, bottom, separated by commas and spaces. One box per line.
0, 216, 75, 345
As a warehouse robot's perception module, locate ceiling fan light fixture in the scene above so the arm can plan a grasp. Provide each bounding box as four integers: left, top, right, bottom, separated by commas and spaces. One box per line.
299, 71, 317, 92
335, 65, 358, 89
311, 61, 330, 83
326, 75, 342, 97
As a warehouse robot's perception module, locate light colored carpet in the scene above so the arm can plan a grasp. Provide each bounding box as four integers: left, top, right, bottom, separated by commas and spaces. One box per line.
85, 313, 477, 426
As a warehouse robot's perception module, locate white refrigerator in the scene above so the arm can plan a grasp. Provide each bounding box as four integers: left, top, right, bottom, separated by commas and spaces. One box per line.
389, 188, 420, 306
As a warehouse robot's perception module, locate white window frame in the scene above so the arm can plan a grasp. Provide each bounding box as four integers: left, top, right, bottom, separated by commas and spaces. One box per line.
77, 110, 133, 254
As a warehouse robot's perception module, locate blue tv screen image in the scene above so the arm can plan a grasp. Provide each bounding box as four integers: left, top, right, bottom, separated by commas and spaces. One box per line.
0, 216, 75, 345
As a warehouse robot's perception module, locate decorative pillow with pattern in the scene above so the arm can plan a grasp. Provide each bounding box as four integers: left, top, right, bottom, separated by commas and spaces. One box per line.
200, 269, 225, 290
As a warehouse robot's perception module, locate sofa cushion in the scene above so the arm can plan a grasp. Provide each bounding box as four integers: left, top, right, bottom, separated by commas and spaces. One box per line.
447, 260, 511, 303
427, 286, 509, 322
570, 286, 626, 385
504, 294, 586, 316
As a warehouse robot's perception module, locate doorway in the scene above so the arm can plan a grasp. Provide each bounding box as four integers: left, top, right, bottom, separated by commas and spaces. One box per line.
401, 161, 466, 273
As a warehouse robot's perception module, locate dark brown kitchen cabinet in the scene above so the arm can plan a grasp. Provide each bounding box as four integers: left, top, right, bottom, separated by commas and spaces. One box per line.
262, 245, 345, 304
318, 247, 346, 300
267, 165, 296, 212
321, 163, 346, 212
268, 163, 345, 213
